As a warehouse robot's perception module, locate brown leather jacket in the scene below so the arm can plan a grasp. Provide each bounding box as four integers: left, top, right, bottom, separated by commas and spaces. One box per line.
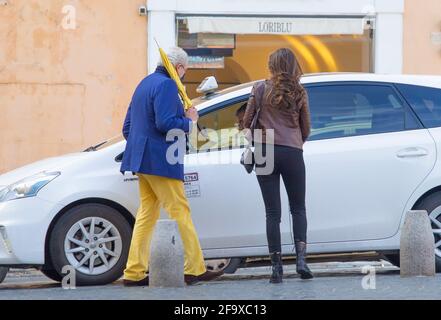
243, 80, 311, 149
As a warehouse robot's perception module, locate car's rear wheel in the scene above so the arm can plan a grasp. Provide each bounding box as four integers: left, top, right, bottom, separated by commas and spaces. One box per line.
205, 258, 244, 274
387, 191, 441, 272
49, 203, 132, 286
0, 267, 8, 284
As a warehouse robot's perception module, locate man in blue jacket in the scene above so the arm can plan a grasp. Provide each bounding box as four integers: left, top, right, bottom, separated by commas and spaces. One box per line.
120, 47, 223, 286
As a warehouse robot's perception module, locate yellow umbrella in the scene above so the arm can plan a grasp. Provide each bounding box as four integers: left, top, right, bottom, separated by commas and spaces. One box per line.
155, 40, 192, 110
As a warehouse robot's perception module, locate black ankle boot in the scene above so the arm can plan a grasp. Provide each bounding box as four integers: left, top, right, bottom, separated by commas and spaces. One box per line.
269, 252, 283, 283
295, 241, 314, 280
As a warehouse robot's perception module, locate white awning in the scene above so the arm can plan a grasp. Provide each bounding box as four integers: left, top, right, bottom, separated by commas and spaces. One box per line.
185, 16, 366, 35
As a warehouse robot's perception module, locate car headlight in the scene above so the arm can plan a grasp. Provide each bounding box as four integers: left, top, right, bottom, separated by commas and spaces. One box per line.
0, 171, 60, 203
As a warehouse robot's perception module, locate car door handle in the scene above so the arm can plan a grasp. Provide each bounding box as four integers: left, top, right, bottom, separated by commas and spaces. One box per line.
396, 147, 429, 158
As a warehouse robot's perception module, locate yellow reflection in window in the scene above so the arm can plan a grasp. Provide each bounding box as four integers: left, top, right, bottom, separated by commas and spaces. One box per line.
302, 35, 338, 72
281, 35, 320, 73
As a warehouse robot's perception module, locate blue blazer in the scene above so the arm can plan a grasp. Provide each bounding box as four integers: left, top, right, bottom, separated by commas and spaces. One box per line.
120, 66, 191, 181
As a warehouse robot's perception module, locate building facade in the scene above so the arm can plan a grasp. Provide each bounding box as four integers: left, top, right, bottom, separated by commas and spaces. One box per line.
0, 0, 440, 173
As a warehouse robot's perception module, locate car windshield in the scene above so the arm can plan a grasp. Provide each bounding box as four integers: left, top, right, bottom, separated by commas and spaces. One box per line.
83, 82, 256, 152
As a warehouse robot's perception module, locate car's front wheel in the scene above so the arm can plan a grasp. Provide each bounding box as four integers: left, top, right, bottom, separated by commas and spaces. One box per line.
0, 267, 8, 284
49, 203, 132, 286
40, 267, 63, 282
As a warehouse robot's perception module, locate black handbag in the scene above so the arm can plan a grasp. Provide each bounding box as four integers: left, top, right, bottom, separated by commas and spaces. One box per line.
240, 82, 265, 174
240, 145, 255, 173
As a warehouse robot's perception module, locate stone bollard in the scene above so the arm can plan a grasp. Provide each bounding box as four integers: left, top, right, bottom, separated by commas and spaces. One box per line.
149, 219, 185, 287
400, 210, 436, 277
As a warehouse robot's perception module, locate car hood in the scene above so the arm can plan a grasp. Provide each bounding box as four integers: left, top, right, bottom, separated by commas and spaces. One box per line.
0, 152, 89, 188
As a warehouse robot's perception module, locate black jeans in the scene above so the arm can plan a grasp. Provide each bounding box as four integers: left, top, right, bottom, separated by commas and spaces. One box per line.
255, 144, 307, 254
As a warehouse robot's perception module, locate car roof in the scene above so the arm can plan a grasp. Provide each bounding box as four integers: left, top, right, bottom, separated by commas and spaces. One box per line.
194, 73, 441, 111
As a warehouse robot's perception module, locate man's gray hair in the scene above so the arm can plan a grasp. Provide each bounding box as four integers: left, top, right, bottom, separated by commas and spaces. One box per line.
157, 46, 189, 67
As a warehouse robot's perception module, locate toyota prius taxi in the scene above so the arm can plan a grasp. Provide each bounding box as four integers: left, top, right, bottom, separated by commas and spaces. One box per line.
1, 73, 441, 286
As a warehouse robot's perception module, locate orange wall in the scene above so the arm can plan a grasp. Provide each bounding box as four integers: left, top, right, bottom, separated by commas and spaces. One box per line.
403, 0, 441, 74
0, 0, 147, 173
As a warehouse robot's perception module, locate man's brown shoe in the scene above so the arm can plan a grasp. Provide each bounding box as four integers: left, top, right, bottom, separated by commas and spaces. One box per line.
123, 277, 149, 287
197, 270, 224, 282
184, 275, 199, 285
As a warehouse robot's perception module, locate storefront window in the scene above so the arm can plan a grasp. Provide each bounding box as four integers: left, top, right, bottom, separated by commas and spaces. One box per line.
177, 16, 374, 98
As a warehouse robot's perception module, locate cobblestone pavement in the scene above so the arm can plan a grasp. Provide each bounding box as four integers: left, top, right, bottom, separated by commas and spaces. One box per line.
0, 261, 440, 300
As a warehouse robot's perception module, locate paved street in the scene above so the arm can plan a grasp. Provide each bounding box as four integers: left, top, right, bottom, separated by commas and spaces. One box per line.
0, 261, 440, 300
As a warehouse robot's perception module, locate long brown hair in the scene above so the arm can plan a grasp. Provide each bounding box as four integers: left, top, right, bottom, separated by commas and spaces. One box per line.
265, 48, 306, 112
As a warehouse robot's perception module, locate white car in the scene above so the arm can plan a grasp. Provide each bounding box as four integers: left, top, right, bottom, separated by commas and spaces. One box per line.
1, 73, 441, 286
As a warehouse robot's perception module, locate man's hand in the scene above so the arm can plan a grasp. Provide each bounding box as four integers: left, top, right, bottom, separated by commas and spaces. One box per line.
185, 107, 199, 123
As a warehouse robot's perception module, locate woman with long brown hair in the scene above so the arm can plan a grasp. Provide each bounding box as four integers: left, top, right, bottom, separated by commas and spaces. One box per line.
243, 48, 312, 283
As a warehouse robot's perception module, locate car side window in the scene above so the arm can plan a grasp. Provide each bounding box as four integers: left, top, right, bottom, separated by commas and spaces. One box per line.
305, 84, 418, 141
189, 99, 249, 153
396, 84, 441, 129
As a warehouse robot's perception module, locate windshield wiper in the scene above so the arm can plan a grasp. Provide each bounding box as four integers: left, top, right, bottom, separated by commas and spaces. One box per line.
83, 141, 107, 152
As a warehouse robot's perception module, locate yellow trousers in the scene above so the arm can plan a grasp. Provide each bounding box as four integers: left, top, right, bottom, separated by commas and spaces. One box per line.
123, 173, 207, 281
